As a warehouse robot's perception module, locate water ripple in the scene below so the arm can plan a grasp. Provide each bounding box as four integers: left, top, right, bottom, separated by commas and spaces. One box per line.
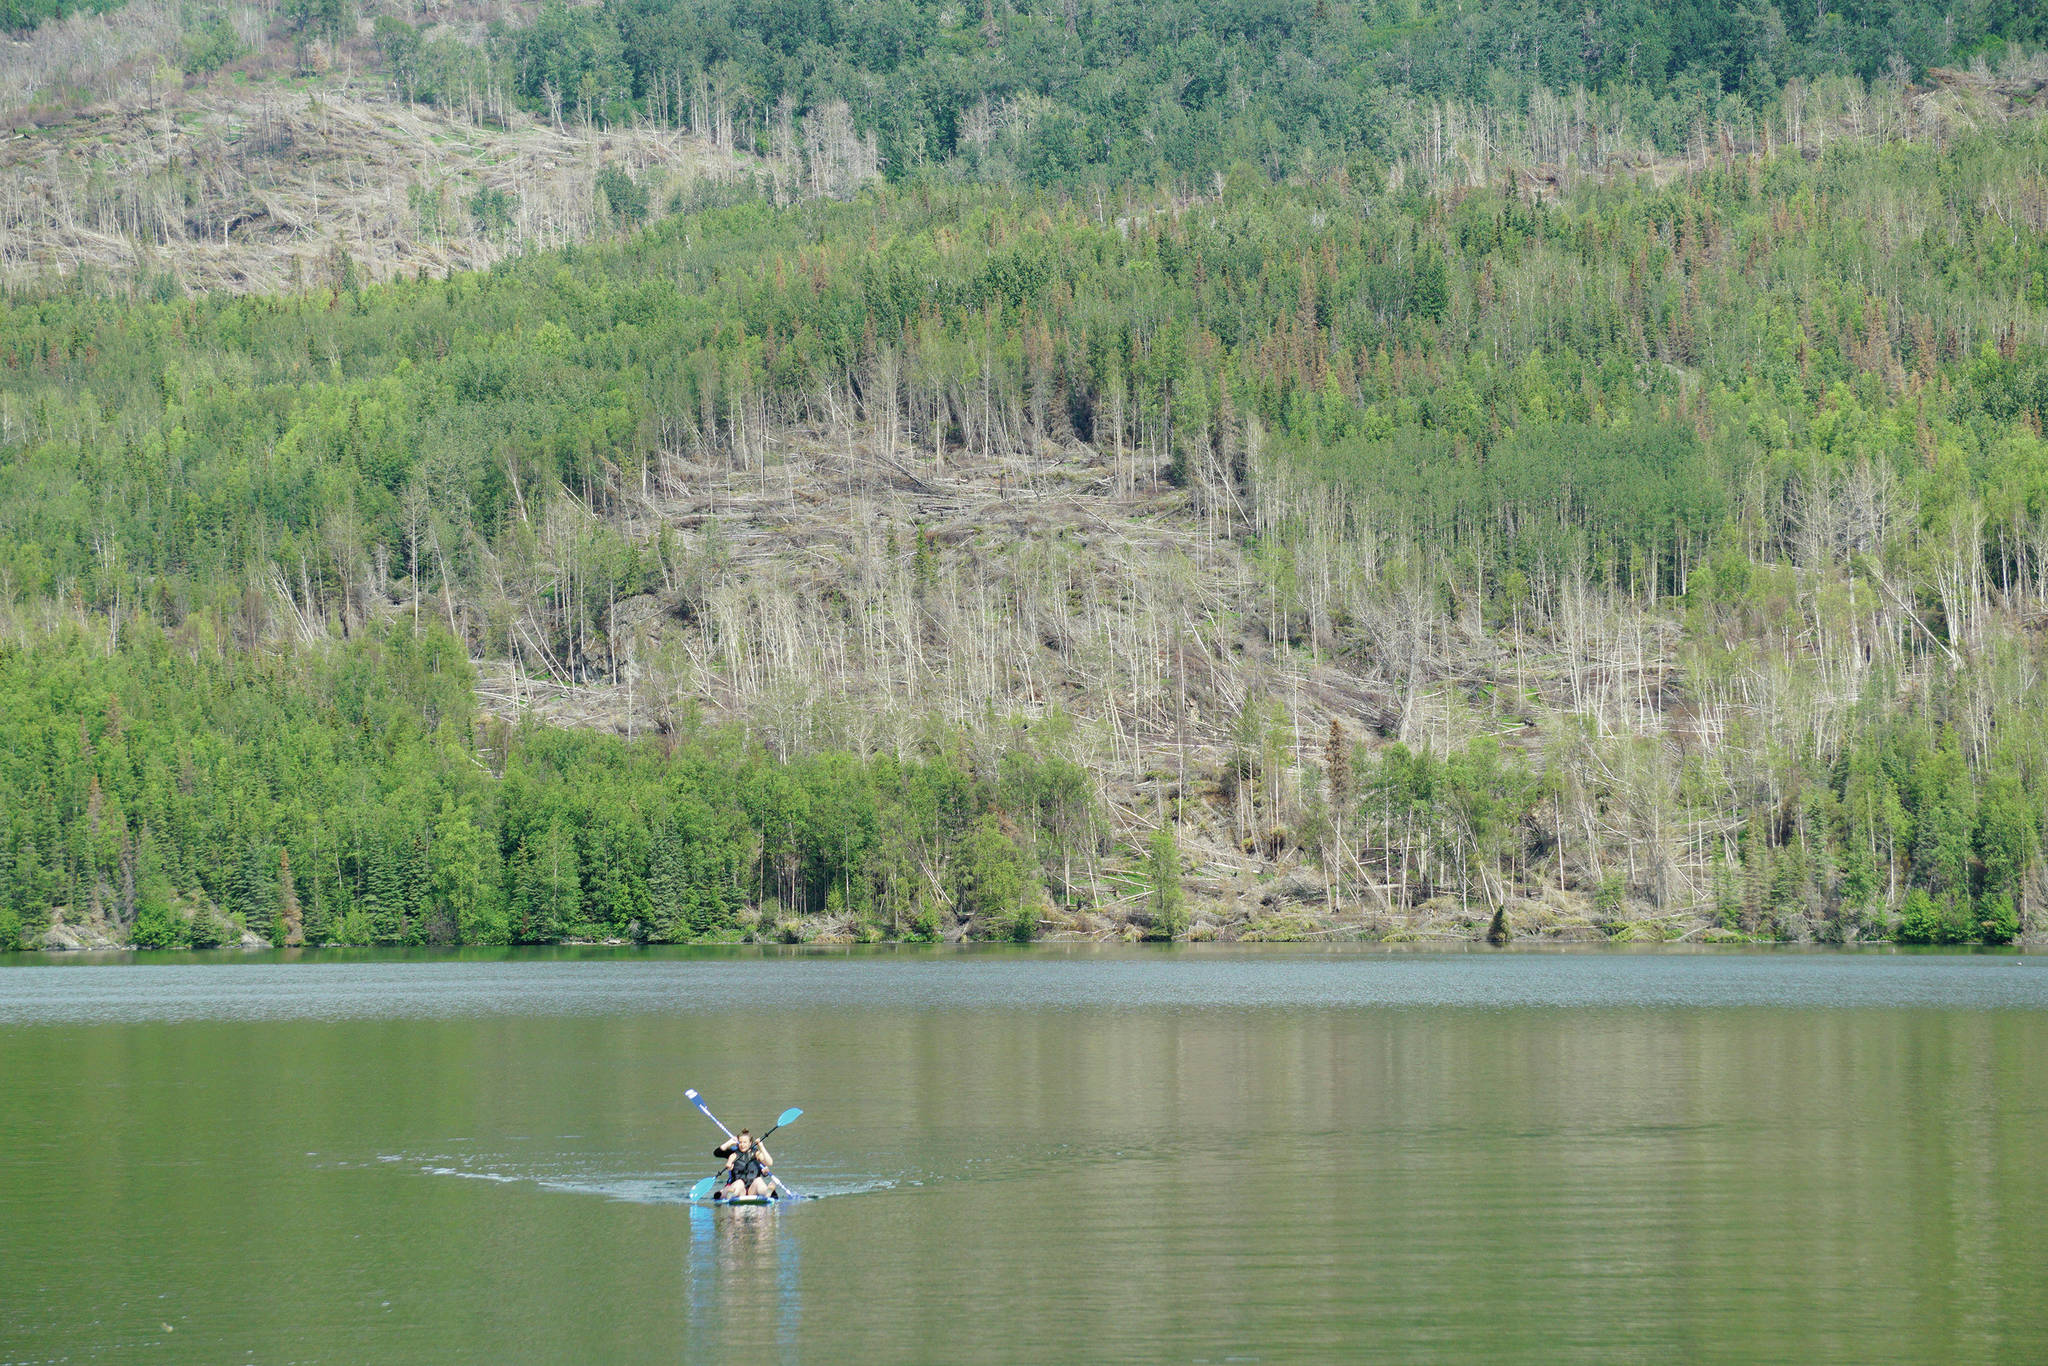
0, 948, 2041, 1024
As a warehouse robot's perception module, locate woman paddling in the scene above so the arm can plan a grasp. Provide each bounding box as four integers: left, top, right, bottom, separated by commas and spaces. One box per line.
714, 1130, 774, 1199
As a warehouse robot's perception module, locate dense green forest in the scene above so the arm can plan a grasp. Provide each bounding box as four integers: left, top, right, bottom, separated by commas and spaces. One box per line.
0, 0, 115, 33
0, 619, 1095, 950
2, 3, 2046, 950
375, 0, 2048, 183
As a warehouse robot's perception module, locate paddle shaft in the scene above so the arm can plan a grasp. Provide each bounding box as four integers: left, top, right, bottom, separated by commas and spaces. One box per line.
757, 1108, 803, 1198
684, 1088, 735, 1141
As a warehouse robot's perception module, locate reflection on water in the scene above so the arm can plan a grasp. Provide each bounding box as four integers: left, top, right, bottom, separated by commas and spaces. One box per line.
1, 948, 2044, 1363
688, 1203, 800, 1355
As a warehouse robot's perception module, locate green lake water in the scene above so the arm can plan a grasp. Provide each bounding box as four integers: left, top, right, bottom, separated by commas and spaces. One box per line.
2, 946, 2045, 1363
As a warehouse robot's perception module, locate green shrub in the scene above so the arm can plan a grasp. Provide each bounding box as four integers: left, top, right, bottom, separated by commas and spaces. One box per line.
0, 905, 20, 952
182, 11, 246, 76
1977, 894, 2020, 946
1593, 873, 1630, 934
283, 0, 351, 46
460, 898, 510, 946
595, 165, 648, 228
952, 814, 1029, 937
128, 882, 183, 949
468, 187, 515, 240
185, 908, 229, 950
1897, 890, 1943, 944
1938, 897, 1977, 945
334, 909, 376, 946
374, 15, 423, 97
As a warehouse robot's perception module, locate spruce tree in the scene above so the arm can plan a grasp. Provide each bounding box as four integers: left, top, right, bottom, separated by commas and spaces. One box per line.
647, 816, 691, 941
1149, 825, 1186, 940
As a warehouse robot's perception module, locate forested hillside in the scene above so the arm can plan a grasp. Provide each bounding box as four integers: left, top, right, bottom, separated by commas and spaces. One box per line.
12, 1, 2047, 290
454, 0, 2048, 181
2, 3, 2046, 951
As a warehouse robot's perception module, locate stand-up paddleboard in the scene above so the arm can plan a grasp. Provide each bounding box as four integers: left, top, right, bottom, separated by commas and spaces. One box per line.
690, 1176, 803, 1206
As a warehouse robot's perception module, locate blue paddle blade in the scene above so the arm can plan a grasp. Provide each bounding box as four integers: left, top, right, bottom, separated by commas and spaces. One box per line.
689, 1177, 716, 1202
776, 1107, 802, 1126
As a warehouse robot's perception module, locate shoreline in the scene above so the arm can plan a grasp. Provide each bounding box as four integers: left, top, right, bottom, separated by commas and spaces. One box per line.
9, 936, 2043, 963
19, 899, 2040, 955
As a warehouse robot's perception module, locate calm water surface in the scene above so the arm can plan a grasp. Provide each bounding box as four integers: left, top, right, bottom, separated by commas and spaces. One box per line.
2, 946, 2044, 1363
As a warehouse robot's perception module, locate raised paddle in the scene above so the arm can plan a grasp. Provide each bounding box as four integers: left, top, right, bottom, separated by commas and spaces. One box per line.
684, 1097, 733, 1204
684, 1088, 734, 1141
754, 1107, 803, 1200
759, 1107, 802, 1144
685, 1089, 800, 1201
685, 1088, 742, 1202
